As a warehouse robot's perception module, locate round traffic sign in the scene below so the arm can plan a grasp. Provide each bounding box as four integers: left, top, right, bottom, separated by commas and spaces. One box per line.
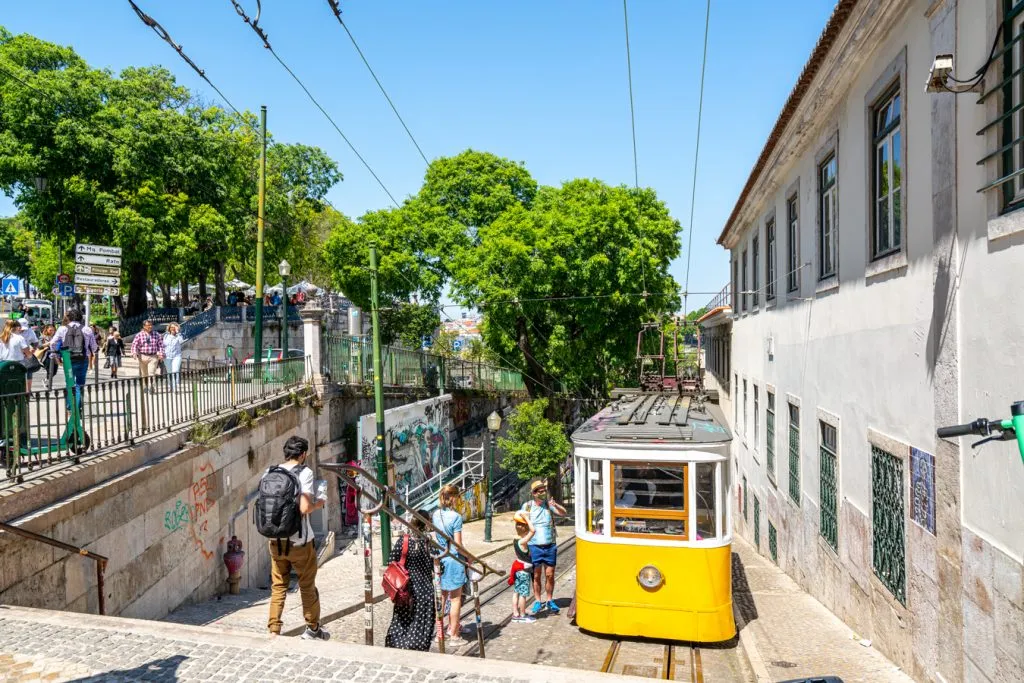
57, 273, 71, 284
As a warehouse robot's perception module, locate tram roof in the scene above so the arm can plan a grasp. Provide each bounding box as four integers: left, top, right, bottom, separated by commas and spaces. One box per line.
571, 392, 732, 446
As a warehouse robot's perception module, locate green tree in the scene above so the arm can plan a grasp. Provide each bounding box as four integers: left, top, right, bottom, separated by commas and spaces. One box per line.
497, 398, 571, 480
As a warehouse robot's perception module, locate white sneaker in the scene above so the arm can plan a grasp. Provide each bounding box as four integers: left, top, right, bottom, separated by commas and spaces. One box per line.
300, 626, 330, 641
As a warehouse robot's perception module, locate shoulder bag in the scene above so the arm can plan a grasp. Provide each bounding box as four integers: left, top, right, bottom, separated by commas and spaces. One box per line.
381, 535, 411, 605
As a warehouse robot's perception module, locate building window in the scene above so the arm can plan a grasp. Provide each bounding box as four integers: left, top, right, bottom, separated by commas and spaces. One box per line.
766, 217, 776, 301
788, 402, 800, 504
752, 235, 760, 308
820, 421, 838, 551
742, 474, 748, 521
872, 90, 902, 258
743, 379, 748, 440
766, 391, 776, 485
818, 154, 838, 279
734, 373, 739, 425
753, 385, 759, 452
741, 249, 748, 312
732, 257, 738, 310
787, 194, 799, 292
871, 445, 905, 604
753, 494, 761, 550
768, 520, 778, 563
994, 0, 1024, 209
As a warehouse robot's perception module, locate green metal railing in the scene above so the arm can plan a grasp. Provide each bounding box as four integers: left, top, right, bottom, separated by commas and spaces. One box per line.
753, 495, 761, 551
871, 445, 905, 605
788, 403, 801, 504
820, 423, 838, 552
768, 520, 778, 563
0, 356, 309, 486
766, 392, 776, 485
321, 334, 526, 393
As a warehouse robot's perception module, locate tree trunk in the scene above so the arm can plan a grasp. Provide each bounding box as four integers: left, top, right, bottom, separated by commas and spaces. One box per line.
113, 295, 126, 319
198, 270, 208, 302
146, 282, 158, 310
516, 314, 550, 398
127, 262, 148, 318
160, 280, 173, 309
180, 280, 190, 307
213, 260, 226, 307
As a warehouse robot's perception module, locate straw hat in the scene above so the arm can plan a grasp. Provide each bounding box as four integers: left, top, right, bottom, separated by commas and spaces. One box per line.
530, 480, 547, 493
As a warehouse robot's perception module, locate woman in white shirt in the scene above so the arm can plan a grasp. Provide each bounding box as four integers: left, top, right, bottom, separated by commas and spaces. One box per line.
0, 319, 32, 391
162, 323, 185, 391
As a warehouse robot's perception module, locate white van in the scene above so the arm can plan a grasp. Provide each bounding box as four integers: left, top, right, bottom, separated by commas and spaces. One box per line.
19, 299, 55, 331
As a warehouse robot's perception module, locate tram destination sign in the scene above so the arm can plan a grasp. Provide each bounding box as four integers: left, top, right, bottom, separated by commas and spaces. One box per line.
74, 263, 121, 277
75, 243, 122, 257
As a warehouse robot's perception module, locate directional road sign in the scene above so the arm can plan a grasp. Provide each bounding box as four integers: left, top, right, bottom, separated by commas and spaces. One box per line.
74, 274, 120, 287
1, 277, 19, 297
75, 253, 122, 267
75, 243, 122, 257
56, 273, 71, 284
74, 263, 121, 277
74, 284, 118, 296
58, 283, 75, 298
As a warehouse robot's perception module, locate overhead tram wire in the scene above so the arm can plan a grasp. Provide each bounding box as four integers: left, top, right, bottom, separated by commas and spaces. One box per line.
227, 0, 400, 208
621, 0, 649, 305
323, 0, 429, 165
682, 0, 712, 316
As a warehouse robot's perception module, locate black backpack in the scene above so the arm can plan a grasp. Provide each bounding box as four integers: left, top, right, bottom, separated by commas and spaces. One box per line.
65, 325, 86, 362
255, 465, 305, 539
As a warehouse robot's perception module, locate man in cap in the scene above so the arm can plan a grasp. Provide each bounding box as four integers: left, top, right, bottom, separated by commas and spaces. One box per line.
520, 479, 566, 615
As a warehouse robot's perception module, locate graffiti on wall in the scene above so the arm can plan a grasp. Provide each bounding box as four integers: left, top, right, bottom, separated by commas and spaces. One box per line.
452, 480, 487, 522
162, 459, 223, 560
358, 394, 453, 492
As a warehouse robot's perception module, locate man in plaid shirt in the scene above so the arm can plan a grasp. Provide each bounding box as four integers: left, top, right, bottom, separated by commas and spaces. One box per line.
131, 319, 165, 391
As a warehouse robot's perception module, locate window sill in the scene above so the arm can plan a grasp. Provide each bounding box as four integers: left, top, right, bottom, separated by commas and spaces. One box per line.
815, 277, 839, 296
866, 250, 908, 281
988, 207, 1024, 241
765, 297, 778, 311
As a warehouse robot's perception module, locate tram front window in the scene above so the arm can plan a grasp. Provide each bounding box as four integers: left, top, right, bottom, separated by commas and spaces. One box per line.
612, 463, 687, 539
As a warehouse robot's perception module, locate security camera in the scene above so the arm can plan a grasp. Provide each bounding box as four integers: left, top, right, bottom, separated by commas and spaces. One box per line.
926, 54, 954, 93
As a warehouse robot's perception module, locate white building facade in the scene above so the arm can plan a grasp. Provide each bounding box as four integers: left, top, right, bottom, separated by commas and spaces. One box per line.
709, 1, 1024, 681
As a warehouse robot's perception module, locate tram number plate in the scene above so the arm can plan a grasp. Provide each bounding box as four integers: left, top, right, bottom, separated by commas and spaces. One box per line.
622, 665, 660, 677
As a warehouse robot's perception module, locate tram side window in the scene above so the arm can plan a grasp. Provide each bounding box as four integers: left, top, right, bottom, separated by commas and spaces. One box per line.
612, 463, 687, 539
585, 459, 604, 534
696, 462, 717, 540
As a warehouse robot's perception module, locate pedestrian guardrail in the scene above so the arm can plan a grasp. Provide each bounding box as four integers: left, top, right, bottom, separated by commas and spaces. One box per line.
179, 307, 218, 340
321, 334, 526, 393
119, 307, 181, 338
0, 356, 310, 486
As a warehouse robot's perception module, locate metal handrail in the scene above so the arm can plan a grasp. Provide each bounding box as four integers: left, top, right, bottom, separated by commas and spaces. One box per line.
0, 520, 107, 615
403, 446, 485, 506
320, 462, 500, 656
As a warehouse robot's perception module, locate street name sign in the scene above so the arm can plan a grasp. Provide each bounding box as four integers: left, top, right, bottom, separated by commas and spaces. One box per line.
74, 274, 120, 287
74, 264, 121, 277
74, 284, 119, 296
75, 253, 122, 267
75, 244, 122, 257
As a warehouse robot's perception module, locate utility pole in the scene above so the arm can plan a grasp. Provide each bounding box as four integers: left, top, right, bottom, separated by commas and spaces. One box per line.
369, 245, 391, 561
253, 105, 267, 369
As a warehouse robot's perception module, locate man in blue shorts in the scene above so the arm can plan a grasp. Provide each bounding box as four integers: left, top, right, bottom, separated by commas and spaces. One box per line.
522, 479, 566, 615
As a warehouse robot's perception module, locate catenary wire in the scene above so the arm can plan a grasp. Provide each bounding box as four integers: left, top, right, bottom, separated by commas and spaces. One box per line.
621, 0, 649, 302
323, 1, 429, 165
682, 0, 712, 316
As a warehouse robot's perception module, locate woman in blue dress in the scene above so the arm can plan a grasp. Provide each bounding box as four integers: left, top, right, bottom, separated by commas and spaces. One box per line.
432, 485, 468, 643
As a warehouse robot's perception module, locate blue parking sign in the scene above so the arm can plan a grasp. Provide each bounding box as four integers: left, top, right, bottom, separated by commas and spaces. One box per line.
58, 283, 75, 298
1, 277, 19, 297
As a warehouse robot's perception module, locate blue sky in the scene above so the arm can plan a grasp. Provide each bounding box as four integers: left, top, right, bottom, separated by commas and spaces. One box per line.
0, 1, 835, 313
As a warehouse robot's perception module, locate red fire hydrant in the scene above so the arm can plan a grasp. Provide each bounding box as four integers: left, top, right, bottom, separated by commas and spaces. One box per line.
223, 535, 245, 594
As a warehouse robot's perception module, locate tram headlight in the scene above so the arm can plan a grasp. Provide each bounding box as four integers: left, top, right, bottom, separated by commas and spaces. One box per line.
637, 565, 663, 589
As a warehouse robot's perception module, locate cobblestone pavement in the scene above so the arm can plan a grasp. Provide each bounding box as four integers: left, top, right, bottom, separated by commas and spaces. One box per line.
0, 607, 633, 683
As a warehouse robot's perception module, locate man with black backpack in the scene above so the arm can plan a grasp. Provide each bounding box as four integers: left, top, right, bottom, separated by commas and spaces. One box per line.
52, 308, 97, 408
256, 435, 329, 640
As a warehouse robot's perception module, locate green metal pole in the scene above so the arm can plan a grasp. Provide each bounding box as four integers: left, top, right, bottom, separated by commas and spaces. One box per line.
253, 105, 267, 369
369, 245, 391, 561
484, 430, 495, 542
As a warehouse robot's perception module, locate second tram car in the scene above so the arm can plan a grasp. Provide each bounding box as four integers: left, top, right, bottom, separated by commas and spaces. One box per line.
571, 391, 735, 642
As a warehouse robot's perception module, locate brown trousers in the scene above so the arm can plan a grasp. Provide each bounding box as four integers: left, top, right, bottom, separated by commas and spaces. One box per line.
267, 540, 320, 634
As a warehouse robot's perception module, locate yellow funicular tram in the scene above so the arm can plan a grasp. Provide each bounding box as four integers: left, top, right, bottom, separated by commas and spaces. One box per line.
571, 322, 735, 642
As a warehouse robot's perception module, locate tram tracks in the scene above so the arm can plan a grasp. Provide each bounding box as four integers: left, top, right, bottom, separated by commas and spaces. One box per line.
601, 639, 703, 681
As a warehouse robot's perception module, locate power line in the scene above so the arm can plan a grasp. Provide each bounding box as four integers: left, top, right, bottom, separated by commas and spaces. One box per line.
323, 1, 429, 165
621, 0, 649, 304
682, 0, 712, 316
228, 0, 400, 207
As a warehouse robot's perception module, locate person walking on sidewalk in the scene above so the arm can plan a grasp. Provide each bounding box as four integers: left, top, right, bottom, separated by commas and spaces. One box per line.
259, 435, 329, 641
51, 309, 97, 408
105, 331, 124, 379
130, 320, 164, 393
522, 480, 567, 616
385, 510, 436, 651
39, 324, 57, 390
162, 323, 184, 391
433, 485, 469, 643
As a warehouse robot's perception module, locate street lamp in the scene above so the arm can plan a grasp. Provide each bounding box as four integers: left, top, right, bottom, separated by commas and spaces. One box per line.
278, 259, 290, 361
484, 410, 502, 542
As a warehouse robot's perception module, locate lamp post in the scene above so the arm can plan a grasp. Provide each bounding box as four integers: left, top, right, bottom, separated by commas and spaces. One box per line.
278, 259, 290, 359
484, 410, 502, 542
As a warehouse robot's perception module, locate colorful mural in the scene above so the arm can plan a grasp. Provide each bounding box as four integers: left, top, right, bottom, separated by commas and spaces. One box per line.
358, 394, 453, 492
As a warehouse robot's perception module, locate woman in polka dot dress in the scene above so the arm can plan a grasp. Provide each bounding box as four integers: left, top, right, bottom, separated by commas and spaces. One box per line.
385, 511, 436, 651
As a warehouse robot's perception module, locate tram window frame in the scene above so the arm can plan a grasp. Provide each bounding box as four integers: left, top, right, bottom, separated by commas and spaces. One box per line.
610, 461, 690, 541
581, 458, 605, 535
